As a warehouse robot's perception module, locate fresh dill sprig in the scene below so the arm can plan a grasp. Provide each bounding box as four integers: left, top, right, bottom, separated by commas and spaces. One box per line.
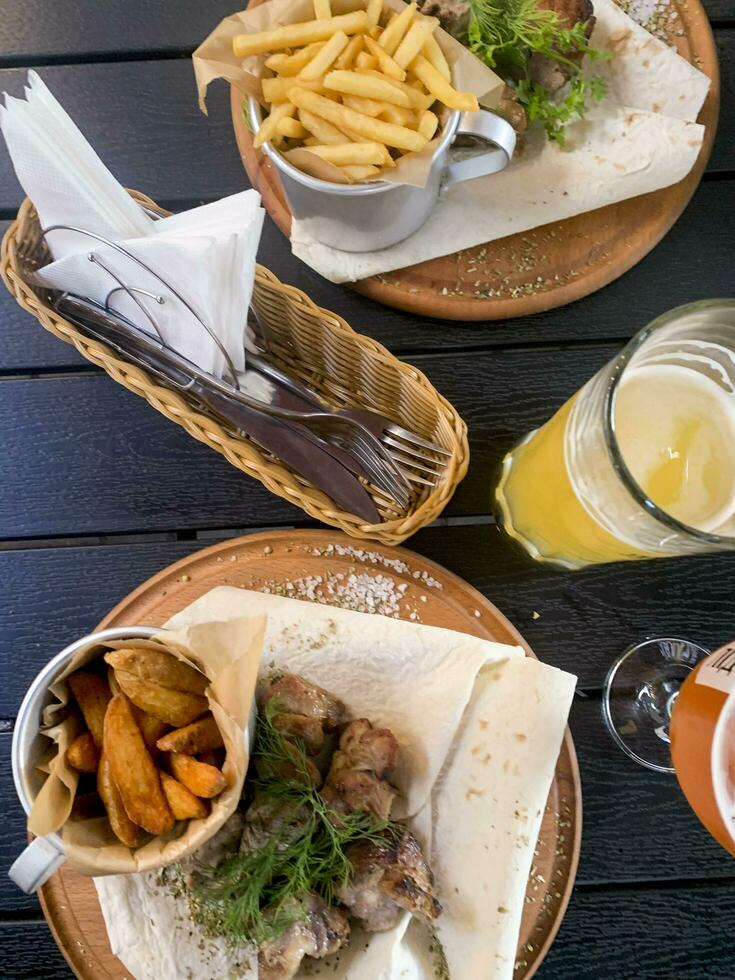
467, 0, 608, 145
188, 699, 400, 946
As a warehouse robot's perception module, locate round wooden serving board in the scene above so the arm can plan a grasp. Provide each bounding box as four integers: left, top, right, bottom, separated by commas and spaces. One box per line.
232, 0, 719, 321
39, 529, 582, 979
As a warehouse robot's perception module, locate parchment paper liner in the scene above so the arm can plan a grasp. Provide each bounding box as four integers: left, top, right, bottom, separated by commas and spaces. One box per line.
27, 615, 265, 876
193, 0, 504, 187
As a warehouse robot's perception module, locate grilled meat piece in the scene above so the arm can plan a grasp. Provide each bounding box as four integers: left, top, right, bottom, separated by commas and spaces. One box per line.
495, 84, 528, 134
322, 719, 400, 819
258, 893, 350, 980
255, 738, 322, 788
240, 795, 310, 855
322, 768, 397, 820
273, 712, 326, 754
261, 674, 345, 730
529, 0, 596, 92
338, 829, 442, 932
418, 0, 470, 40
335, 718, 399, 780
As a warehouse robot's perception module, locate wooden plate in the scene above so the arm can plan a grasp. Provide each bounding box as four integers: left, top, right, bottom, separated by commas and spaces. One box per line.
231, 0, 719, 321
38, 529, 582, 979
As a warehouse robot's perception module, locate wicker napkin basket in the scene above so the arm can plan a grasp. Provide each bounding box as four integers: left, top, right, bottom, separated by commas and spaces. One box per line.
1, 191, 469, 544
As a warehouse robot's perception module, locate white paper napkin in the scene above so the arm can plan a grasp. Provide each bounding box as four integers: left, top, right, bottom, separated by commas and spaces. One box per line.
1, 71, 264, 377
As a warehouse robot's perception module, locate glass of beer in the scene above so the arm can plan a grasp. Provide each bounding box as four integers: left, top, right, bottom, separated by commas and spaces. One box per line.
603, 636, 735, 856
495, 300, 735, 568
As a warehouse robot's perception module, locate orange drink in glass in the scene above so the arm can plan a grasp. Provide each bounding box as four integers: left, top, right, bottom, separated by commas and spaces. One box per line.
496, 300, 735, 568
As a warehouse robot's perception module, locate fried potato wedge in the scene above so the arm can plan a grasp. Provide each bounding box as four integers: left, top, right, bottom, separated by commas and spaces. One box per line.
113, 669, 208, 727
169, 753, 227, 799
66, 731, 99, 773
67, 671, 112, 748
156, 714, 224, 756
131, 705, 170, 752
97, 752, 143, 847
104, 647, 207, 695
160, 772, 209, 820
104, 694, 175, 835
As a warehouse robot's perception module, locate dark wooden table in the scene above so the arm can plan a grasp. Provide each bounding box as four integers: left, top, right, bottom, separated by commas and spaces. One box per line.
1, 1, 734, 976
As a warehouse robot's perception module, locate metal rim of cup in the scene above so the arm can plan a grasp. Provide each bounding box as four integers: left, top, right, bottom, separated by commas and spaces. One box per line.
602, 298, 735, 546
12, 626, 159, 838
247, 95, 460, 195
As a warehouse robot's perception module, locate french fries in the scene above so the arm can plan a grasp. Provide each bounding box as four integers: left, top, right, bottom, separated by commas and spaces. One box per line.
418, 108, 439, 140
412, 54, 479, 112
104, 647, 208, 695
233, 11, 369, 57
244, 0, 479, 182
299, 30, 349, 79
156, 714, 224, 755
98, 753, 142, 847
169, 753, 227, 799
113, 668, 208, 726
160, 772, 208, 820
393, 16, 439, 69
290, 89, 426, 152
364, 35, 406, 81
66, 731, 99, 773
67, 671, 111, 748
104, 694, 174, 835
378, 2, 417, 56
277, 117, 309, 139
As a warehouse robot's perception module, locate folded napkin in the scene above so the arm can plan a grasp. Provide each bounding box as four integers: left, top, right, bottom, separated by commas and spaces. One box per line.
290, 0, 710, 282
1, 71, 264, 377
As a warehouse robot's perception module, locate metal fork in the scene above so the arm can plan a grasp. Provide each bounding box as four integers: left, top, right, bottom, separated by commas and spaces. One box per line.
246, 335, 450, 489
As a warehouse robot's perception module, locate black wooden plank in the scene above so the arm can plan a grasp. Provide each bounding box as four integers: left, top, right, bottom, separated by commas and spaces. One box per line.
0, 1, 238, 64
0, 736, 38, 913
412, 524, 735, 690
0, 61, 244, 212
709, 0, 735, 22
0, 920, 71, 979
0, 373, 306, 537
0, 540, 201, 718
712, 29, 735, 173
6, 342, 735, 540
2, 879, 735, 979
0, 0, 730, 64
4, 178, 735, 371
568, 698, 734, 885
0, 43, 731, 220
537, 880, 735, 979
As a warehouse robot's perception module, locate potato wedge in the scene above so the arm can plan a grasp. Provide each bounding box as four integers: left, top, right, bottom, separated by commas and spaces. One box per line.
160, 772, 209, 820
97, 753, 143, 847
198, 748, 226, 768
113, 669, 208, 727
66, 731, 99, 773
156, 714, 224, 755
169, 753, 227, 799
67, 671, 112, 748
104, 647, 207, 695
131, 705, 170, 752
104, 694, 175, 835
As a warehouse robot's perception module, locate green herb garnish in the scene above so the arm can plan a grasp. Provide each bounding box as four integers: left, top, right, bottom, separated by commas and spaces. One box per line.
188, 700, 399, 946
467, 0, 608, 145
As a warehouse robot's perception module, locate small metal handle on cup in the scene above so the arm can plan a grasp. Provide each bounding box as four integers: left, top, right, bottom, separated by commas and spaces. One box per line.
9, 835, 65, 894
445, 110, 516, 188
